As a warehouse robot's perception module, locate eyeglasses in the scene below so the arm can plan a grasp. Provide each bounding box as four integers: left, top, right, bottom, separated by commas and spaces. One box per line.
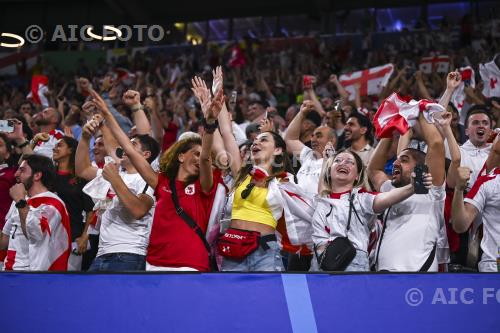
333, 158, 356, 166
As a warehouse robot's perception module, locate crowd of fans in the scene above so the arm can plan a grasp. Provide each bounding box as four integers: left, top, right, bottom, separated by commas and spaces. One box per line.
0, 15, 499, 272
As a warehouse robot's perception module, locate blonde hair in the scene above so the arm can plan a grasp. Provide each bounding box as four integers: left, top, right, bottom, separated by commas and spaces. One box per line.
319, 149, 365, 196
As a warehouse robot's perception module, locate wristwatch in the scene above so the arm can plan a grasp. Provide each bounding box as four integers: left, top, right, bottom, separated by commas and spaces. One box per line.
15, 199, 28, 209
130, 104, 144, 113
18, 140, 30, 149
202, 119, 219, 134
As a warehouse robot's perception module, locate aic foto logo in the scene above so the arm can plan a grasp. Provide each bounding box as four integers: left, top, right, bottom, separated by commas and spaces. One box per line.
1, 24, 167, 48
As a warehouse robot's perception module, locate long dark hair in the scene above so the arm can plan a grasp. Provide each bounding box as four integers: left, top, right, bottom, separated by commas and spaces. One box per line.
57, 136, 79, 176
234, 131, 295, 189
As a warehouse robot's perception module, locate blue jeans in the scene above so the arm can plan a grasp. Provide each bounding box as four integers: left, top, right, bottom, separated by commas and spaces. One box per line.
88, 253, 146, 272
222, 241, 284, 272
345, 250, 369, 272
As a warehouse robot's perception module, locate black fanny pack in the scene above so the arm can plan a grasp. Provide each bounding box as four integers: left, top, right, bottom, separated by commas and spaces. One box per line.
317, 193, 361, 271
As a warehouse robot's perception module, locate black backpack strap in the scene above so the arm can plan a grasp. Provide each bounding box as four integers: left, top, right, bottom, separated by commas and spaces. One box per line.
169, 178, 211, 253
419, 243, 437, 272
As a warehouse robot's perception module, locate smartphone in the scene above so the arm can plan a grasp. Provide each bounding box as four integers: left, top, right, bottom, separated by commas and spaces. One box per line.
0, 120, 15, 133
303, 75, 313, 89
413, 164, 429, 194
115, 147, 124, 159
229, 91, 237, 108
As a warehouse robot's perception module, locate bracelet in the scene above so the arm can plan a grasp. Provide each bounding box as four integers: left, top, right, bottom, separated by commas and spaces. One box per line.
130, 104, 144, 113
202, 119, 218, 134
18, 140, 30, 149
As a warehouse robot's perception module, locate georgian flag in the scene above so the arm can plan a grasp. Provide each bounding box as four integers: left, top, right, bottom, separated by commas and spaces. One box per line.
27, 75, 49, 108
419, 55, 450, 74
339, 63, 394, 101
451, 66, 475, 112
114, 67, 136, 86
373, 92, 445, 139
479, 55, 500, 97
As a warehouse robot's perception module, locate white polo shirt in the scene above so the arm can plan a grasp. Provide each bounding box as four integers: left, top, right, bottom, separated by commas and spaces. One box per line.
376, 180, 446, 272
297, 146, 323, 195
312, 189, 377, 253
459, 140, 491, 192
96, 171, 155, 257
465, 171, 500, 272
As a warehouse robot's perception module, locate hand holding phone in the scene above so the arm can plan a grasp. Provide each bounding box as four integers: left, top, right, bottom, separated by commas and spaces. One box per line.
413, 164, 429, 194
0, 120, 15, 133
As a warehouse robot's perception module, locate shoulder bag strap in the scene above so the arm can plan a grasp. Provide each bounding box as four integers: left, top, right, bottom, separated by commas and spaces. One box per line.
169, 178, 211, 253
419, 243, 437, 272
374, 206, 391, 269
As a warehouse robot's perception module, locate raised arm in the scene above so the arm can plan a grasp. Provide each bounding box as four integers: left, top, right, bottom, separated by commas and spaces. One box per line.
451, 167, 479, 233
418, 110, 446, 186
194, 77, 225, 193
415, 71, 433, 100
367, 137, 392, 191
75, 119, 99, 181
434, 111, 462, 188
284, 100, 314, 156
123, 90, 152, 135
371, 172, 432, 214
485, 129, 500, 172
212, 66, 241, 177
329, 74, 349, 103
102, 162, 154, 220
439, 71, 461, 108
89, 89, 158, 189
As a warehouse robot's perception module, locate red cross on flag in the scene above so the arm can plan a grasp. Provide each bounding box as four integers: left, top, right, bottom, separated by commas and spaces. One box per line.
479, 55, 500, 98
419, 55, 450, 74
373, 92, 445, 139
339, 63, 394, 101
27, 74, 49, 108
451, 66, 475, 113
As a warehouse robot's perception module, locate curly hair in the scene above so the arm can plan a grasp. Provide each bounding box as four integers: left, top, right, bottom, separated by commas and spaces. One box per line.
159, 136, 202, 181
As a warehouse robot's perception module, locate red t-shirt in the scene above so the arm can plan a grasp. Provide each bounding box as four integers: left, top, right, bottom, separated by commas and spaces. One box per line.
0, 165, 17, 230
162, 122, 179, 152
147, 170, 221, 271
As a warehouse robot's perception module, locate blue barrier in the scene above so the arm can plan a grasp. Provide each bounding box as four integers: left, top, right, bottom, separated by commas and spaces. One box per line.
1, 273, 499, 333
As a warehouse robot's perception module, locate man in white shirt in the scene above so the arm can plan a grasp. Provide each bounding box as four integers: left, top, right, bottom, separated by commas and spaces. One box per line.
448, 109, 493, 191
32, 107, 64, 159
5, 154, 71, 271
283, 100, 336, 271
451, 134, 500, 272
368, 112, 446, 272
76, 119, 159, 271
285, 100, 337, 195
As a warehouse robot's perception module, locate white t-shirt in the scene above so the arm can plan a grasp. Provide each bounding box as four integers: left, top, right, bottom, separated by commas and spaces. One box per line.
96, 171, 155, 257
297, 146, 323, 195
459, 140, 491, 192
312, 189, 377, 253
376, 180, 446, 272
465, 173, 500, 272
2, 202, 29, 270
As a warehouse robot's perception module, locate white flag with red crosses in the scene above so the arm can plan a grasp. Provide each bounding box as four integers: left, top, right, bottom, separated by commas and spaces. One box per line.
451, 66, 475, 112
419, 55, 450, 74
479, 55, 500, 98
339, 63, 394, 101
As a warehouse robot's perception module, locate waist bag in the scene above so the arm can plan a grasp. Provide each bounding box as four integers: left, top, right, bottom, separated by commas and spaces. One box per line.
218, 227, 275, 260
